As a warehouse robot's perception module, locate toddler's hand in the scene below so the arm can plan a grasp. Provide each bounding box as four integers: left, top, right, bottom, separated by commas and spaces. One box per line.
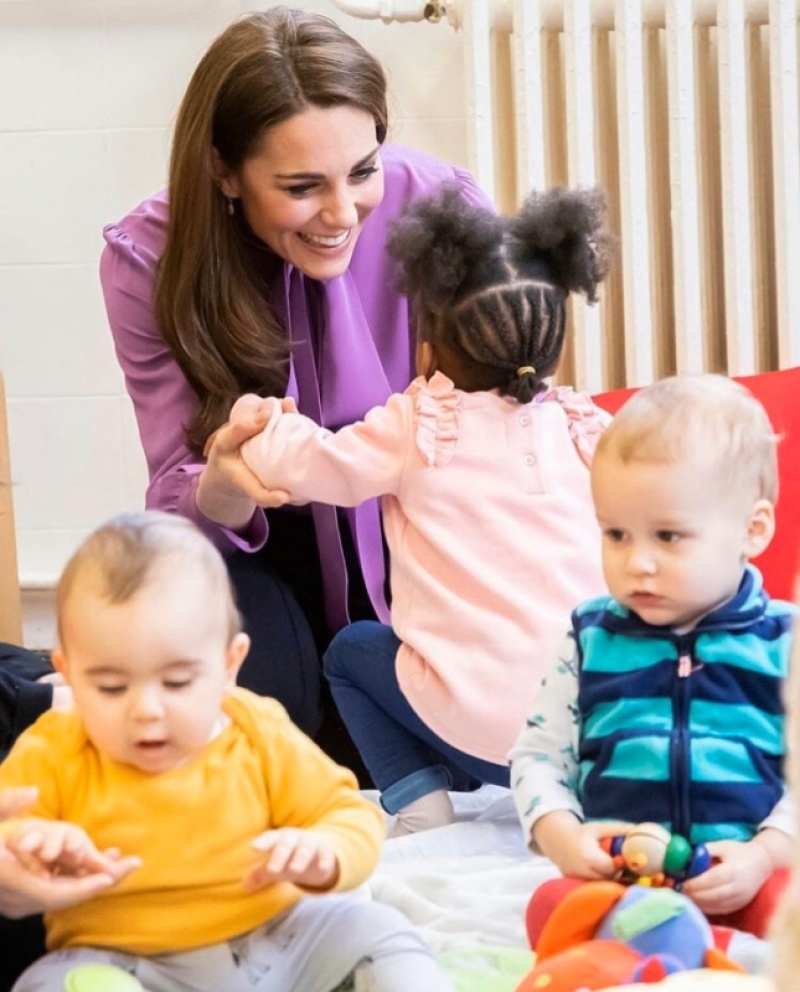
200, 394, 298, 516
244, 828, 339, 893
226, 394, 297, 433
682, 839, 773, 915
534, 811, 634, 879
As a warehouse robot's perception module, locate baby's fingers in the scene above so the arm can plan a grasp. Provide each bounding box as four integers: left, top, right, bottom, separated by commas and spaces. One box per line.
246, 830, 335, 890
306, 846, 337, 884
584, 820, 637, 840
684, 877, 738, 915
40, 828, 85, 866
282, 842, 337, 883
582, 850, 619, 879
229, 393, 269, 427
252, 831, 299, 875
243, 862, 272, 893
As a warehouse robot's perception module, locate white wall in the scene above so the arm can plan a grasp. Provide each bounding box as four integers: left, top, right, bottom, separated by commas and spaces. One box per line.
0, 0, 471, 646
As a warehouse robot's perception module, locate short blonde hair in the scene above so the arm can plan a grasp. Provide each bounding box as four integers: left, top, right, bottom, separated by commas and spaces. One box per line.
56, 511, 242, 644
595, 374, 779, 504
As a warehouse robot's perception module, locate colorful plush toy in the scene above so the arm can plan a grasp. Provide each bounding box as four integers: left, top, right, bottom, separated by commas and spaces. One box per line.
514, 881, 743, 992
601, 822, 713, 888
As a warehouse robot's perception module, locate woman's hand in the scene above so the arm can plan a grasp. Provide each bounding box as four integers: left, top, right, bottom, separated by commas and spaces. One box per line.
0, 792, 140, 918
244, 827, 339, 893
36, 672, 73, 711
196, 394, 297, 528
0, 788, 39, 822
6, 818, 141, 882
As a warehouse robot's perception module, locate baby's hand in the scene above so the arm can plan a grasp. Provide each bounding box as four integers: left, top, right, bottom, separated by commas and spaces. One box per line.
7, 818, 139, 881
244, 828, 339, 893
534, 811, 634, 880
227, 394, 297, 434
557, 821, 631, 879
682, 839, 773, 915
200, 395, 299, 516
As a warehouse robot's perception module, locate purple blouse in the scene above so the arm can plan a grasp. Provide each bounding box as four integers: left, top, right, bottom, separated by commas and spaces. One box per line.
100, 144, 492, 631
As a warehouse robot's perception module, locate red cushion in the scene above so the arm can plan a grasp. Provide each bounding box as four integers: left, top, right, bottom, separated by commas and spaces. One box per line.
592, 368, 800, 603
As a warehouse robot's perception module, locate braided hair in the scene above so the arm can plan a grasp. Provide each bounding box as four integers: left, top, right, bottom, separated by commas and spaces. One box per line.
386, 184, 614, 402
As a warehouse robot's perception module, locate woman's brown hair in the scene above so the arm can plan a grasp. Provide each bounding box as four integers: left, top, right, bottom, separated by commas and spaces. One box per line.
155, 7, 388, 453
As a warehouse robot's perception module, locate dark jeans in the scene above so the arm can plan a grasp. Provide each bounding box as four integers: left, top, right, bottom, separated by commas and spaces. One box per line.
226, 528, 324, 736
323, 620, 510, 813
227, 508, 374, 786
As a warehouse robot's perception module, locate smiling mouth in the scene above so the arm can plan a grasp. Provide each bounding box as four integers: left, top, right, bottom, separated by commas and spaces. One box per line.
298, 230, 351, 249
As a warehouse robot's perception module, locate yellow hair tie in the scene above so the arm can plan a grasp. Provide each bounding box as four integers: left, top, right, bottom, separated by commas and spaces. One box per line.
516, 365, 537, 377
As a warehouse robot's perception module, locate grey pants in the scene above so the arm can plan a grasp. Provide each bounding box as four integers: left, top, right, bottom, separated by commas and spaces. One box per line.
13, 895, 455, 992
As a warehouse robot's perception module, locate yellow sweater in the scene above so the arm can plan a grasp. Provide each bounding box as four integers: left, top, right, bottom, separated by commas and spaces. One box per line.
0, 688, 384, 954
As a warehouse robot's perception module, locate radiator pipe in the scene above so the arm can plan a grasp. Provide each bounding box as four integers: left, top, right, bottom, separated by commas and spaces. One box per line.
327, 1, 442, 24
329, 0, 777, 30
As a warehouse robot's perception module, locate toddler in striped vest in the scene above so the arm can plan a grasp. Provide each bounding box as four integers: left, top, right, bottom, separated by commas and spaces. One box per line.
510, 373, 796, 965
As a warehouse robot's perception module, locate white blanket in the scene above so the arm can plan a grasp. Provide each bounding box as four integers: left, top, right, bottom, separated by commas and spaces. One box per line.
367, 785, 557, 954
366, 786, 778, 992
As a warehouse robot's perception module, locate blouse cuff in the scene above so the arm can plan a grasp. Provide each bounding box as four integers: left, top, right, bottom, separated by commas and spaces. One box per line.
173, 471, 268, 554
217, 511, 268, 553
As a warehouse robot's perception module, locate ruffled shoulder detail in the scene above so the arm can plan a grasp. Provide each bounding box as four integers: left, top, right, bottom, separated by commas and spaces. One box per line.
408, 372, 460, 467
537, 385, 611, 467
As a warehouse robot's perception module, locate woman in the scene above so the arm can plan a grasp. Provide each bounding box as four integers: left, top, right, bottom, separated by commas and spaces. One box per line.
0, 642, 61, 761
100, 6, 492, 764
0, 779, 129, 990
0, 646, 79, 987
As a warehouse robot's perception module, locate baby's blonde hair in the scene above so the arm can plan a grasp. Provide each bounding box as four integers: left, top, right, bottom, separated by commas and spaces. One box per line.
594, 374, 779, 505
56, 510, 243, 645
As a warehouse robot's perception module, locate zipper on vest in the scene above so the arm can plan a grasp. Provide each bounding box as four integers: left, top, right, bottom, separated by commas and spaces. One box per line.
671, 634, 694, 838
677, 632, 702, 678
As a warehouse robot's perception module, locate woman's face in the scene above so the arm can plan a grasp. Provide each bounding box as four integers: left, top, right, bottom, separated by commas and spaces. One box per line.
219, 104, 385, 281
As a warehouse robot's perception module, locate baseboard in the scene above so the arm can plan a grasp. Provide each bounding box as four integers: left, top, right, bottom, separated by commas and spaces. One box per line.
21, 587, 56, 651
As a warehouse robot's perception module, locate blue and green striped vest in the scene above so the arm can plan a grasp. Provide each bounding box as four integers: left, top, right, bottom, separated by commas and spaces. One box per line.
572, 566, 794, 844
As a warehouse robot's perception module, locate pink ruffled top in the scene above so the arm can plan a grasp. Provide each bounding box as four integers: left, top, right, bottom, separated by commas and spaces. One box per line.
241, 371, 610, 763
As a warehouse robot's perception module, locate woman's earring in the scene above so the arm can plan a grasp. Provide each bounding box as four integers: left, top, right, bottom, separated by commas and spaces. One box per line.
227, 197, 235, 217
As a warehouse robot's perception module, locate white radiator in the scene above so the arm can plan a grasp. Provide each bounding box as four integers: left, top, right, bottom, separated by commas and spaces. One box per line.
332, 0, 800, 392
